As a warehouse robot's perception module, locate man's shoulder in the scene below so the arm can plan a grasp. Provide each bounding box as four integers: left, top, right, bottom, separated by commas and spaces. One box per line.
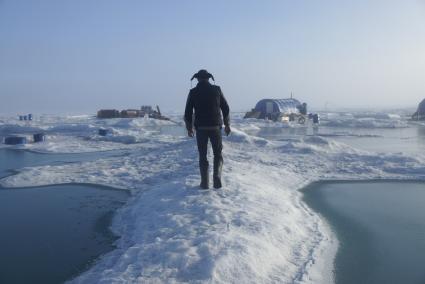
207, 84, 221, 92
190, 83, 221, 94
188, 87, 198, 98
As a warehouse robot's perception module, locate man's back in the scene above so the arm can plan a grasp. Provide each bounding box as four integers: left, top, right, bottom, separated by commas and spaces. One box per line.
185, 81, 229, 129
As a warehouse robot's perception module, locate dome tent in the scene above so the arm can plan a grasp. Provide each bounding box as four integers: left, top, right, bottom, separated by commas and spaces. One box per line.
244, 98, 302, 120
412, 98, 425, 120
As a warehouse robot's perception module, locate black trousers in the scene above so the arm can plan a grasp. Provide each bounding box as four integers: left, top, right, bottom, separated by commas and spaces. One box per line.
196, 129, 223, 169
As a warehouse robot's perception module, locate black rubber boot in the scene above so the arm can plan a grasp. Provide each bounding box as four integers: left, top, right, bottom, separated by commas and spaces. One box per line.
199, 162, 209, 189
213, 157, 223, 189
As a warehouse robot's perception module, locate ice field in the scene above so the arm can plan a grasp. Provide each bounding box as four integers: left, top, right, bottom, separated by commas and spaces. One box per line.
0, 110, 424, 283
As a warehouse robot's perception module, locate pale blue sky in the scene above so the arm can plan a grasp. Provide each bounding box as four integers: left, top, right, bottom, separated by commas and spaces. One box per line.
1, 0, 424, 114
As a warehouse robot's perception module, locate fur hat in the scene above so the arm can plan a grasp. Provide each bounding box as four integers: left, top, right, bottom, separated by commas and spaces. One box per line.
191, 69, 215, 81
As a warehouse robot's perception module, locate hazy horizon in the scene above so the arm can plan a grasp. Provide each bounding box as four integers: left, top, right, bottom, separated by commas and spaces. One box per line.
1, 0, 424, 115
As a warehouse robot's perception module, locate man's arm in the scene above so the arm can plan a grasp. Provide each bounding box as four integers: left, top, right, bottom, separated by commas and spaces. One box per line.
219, 87, 230, 126
218, 87, 231, 135
184, 92, 194, 136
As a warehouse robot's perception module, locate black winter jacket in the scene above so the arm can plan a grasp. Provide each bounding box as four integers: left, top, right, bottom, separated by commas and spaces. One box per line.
184, 81, 230, 130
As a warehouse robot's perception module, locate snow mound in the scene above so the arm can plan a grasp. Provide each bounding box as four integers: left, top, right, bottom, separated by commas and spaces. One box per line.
0, 124, 46, 134
302, 136, 329, 145
227, 128, 268, 146
320, 112, 408, 128
49, 123, 96, 133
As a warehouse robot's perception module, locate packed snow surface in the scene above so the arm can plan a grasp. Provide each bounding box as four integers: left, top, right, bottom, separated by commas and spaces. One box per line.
1, 112, 424, 283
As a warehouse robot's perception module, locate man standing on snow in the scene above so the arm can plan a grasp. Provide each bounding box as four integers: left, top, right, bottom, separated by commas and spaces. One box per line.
184, 69, 231, 189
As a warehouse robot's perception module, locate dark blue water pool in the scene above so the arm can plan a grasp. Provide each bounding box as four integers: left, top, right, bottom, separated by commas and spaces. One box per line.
303, 181, 425, 284
0, 149, 129, 284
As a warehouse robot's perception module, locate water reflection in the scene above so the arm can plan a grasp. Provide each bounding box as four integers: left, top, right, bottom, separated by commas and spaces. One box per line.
303, 181, 425, 284
0, 184, 128, 284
